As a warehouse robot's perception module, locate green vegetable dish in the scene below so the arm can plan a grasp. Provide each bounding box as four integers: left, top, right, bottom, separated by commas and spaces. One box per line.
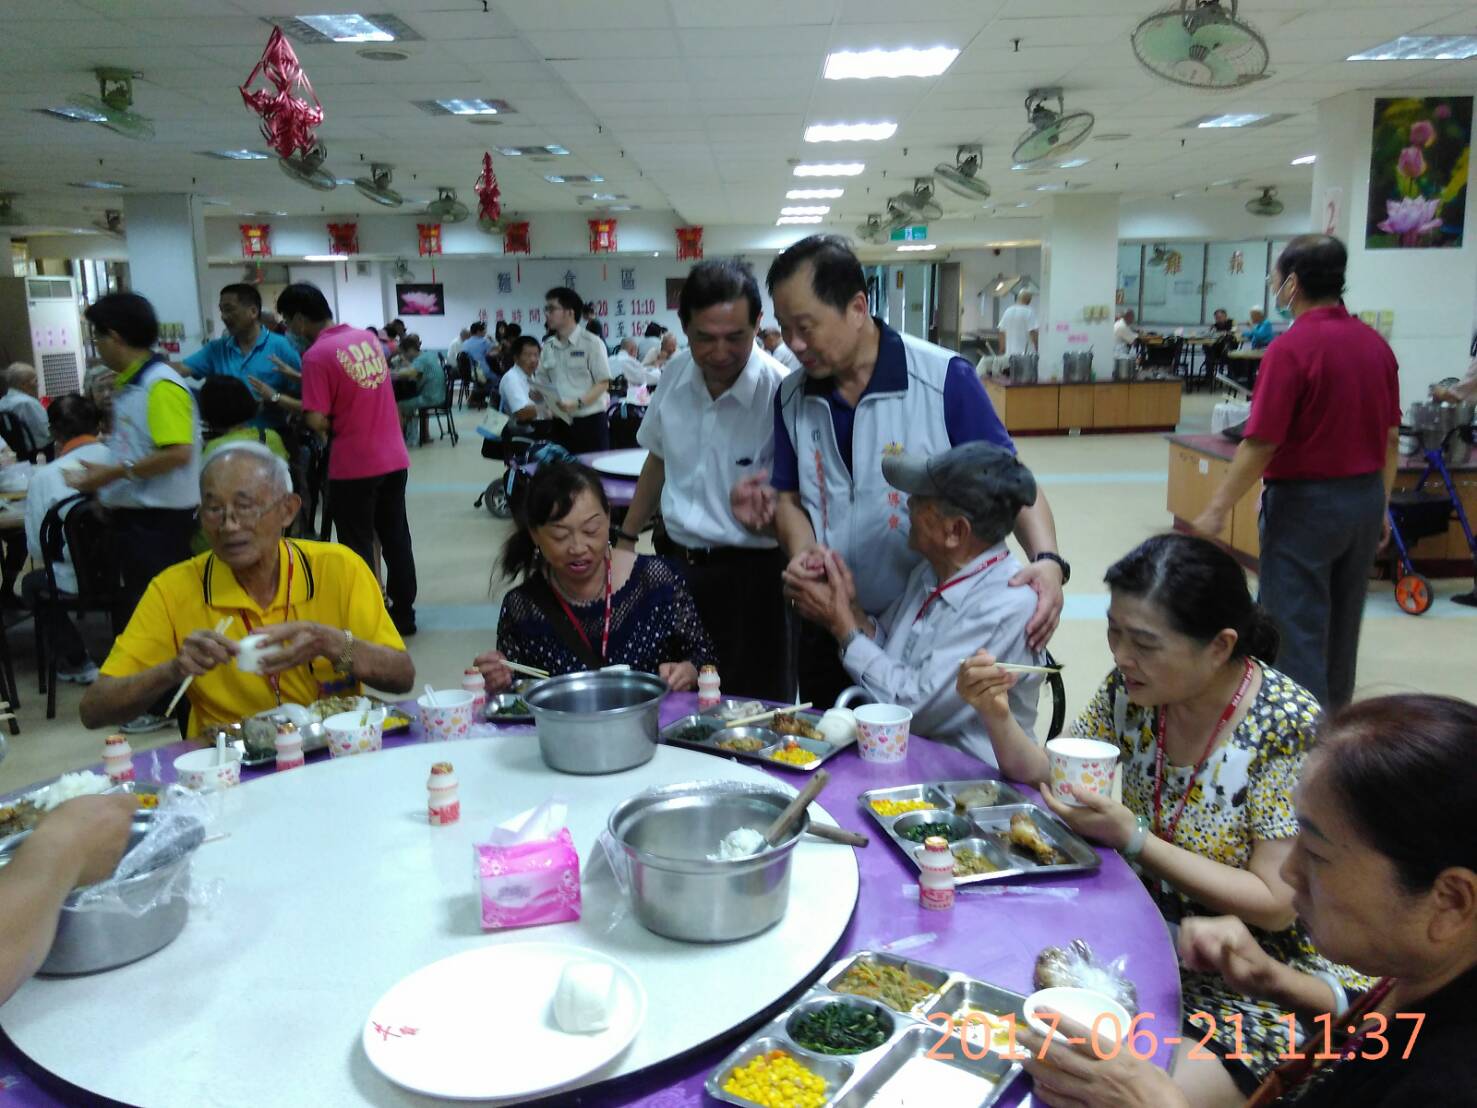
896, 821, 968, 843
788, 1003, 891, 1055
491, 698, 530, 717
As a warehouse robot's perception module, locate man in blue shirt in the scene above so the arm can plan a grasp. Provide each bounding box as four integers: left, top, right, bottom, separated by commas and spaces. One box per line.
178, 283, 300, 430
461, 321, 497, 384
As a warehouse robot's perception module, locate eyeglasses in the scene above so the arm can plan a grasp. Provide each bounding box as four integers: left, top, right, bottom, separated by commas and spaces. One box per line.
199, 496, 285, 529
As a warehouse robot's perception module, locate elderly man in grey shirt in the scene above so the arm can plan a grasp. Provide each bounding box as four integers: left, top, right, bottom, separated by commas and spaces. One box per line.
787, 441, 1043, 766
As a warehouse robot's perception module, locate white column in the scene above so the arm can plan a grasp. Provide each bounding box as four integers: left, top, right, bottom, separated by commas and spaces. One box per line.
1312, 91, 1476, 406
122, 193, 211, 350
1038, 194, 1119, 379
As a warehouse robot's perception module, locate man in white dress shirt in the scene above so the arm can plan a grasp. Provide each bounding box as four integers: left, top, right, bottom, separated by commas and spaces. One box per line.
499, 335, 551, 430
618, 259, 789, 699
998, 291, 1039, 357
758, 325, 802, 374
536, 286, 612, 454
610, 337, 656, 389
787, 441, 1042, 766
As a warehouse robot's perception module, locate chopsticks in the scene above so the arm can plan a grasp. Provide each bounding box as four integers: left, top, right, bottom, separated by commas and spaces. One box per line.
957, 658, 1061, 675
723, 702, 813, 729
165, 617, 232, 717
503, 660, 550, 679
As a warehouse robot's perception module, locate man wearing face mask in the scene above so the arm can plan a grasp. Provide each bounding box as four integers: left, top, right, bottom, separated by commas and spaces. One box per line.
618, 259, 790, 700
1193, 235, 1400, 709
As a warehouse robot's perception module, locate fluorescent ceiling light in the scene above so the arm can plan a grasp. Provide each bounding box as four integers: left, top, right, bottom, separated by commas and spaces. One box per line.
823, 46, 959, 80
1056, 157, 1091, 169
498, 145, 570, 157
581, 193, 623, 201
298, 14, 396, 42
787, 188, 844, 200
1195, 113, 1269, 128
607, 205, 636, 211
434, 98, 505, 115
70, 180, 126, 190
304, 254, 348, 261
204, 149, 270, 161
793, 162, 865, 177
805, 121, 897, 143
781, 205, 830, 215
1348, 35, 1477, 61
42, 106, 108, 123
777, 216, 824, 225
1291, 154, 1317, 166
543, 174, 603, 184
896, 244, 936, 252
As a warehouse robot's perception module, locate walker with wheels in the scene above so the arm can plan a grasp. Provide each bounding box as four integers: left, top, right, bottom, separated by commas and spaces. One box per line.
1385, 423, 1477, 614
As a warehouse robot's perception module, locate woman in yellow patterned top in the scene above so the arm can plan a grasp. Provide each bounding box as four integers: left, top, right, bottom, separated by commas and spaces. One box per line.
958, 533, 1367, 1105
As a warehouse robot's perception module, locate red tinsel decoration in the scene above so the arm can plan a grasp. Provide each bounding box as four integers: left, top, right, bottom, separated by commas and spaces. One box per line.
327, 222, 358, 256
417, 223, 443, 258
240, 223, 271, 258
503, 221, 531, 256
474, 152, 502, 230
676, 226, 704, 260
588, 218, 617, 254
239, 27, 325, 160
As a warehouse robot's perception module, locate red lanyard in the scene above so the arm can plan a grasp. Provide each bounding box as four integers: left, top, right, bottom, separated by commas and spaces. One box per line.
548, 556, 612, 665
1152, 658, 1255, 844
914, 550, 1008, 623
239, 544, 296, 702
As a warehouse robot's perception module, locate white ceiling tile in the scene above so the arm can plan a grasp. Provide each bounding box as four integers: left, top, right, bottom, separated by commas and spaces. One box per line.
673, 0, 838, 28
841, 0, 1002, 21
526, 29, 682, 58
500, 1, 674, 32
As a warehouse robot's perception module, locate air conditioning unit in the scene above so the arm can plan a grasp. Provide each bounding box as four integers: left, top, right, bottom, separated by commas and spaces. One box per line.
0, 277, 85, 398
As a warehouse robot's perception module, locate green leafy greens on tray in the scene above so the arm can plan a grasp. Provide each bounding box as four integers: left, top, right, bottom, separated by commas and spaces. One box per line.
789, 1003, 891, 1055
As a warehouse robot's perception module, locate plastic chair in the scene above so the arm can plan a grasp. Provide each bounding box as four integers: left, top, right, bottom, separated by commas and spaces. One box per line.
416, 366, 458, 446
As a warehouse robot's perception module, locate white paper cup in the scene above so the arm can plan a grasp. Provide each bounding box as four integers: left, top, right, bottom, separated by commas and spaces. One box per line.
323, 709, 386, 758
417, 690, 476, 742
1045, 736, 1120, 807
854, 703, 912, 763
174, 747, 244, 791
235, 633, 273, 674
1024, 987, 1131, 1047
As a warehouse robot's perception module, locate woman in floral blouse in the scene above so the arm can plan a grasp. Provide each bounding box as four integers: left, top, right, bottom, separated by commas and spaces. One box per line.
958, 533, 1367, 1103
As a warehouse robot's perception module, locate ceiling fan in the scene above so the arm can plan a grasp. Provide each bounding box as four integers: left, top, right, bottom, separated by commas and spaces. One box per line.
1012, 88, 1095, 170
934, 145, 991, 201
0, 194, 26, 228
393, 258, 414, 281
854, 215, 889, 244
1132, 1, 1270, 90
279, 143, 337, 192
354, 164, 403, 208
67, 68, 155, 141
425, 187, 469, 223
887, 178, 944, 222
1245, 186, 1283, 216
92, 209, 124, 236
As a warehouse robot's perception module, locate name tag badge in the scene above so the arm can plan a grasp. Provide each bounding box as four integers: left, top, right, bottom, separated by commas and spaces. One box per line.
736, 457, 753, 467
570, 350, 586, 359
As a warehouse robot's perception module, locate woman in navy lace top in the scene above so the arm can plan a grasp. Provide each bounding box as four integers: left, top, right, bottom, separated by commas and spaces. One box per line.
475, 461, 716, 691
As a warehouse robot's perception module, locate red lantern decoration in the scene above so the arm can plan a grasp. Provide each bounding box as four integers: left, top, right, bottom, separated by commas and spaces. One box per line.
676, 226, 704, 261
417, 223, 443, 258
588, 218, 617, 254
327, 222, 358, 256
474, 152, 502, 231
503, 221, 531, 256
239, 27, 325, 160
240, 223, 271, 258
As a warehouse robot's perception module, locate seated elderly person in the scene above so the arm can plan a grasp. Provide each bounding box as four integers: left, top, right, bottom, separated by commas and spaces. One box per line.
393, 334, 447, 447
786, 442, 1043, 766
0, 363, 52, 455
1243, 305, 1275, 349
79, 442, 414, 736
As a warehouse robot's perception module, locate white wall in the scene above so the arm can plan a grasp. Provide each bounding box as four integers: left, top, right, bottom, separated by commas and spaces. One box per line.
121, 193, 210, 351
1118, 188, 1312, 242
1039, 194, 1119, 375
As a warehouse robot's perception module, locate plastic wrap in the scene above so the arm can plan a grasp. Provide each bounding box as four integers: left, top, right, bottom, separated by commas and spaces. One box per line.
1033, 938, 1139, 1014
68, 785, 219, 918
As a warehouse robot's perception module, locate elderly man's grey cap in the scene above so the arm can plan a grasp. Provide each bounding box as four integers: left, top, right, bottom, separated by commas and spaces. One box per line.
882, 442, 1037, 545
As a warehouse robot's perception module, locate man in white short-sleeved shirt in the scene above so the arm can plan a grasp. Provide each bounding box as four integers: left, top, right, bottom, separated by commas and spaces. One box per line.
758, 325, 802, 374
500, 336, 551, 426
536, 287, 611, 454
998, 291, 1039, 356
618, 259, 789, 699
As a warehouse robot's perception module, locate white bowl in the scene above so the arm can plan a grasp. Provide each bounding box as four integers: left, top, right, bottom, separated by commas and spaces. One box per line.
1023, 986, 1132, 1046
174, 747, 244, 791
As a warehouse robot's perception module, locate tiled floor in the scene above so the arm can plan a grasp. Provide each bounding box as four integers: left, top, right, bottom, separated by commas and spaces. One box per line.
3, 394, 1472, 793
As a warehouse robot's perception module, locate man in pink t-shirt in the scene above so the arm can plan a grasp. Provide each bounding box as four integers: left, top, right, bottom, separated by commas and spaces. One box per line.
277, 283, 418, 634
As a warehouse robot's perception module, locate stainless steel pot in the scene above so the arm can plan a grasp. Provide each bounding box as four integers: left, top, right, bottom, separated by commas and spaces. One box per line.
523, 670, 667, 774
0, 810, 204, 975
1112, 356, 1137, 382
1005, 354, 1038, 384
1062, 351, 1094, 383
607, 781, 808, 942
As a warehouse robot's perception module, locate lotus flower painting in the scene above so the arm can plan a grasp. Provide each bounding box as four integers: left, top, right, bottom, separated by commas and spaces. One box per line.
1366, 96, 1471, 250
395, 283, 445, 316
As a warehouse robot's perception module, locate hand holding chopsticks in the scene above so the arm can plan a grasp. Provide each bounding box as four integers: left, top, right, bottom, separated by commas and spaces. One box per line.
165, 617, 234, 717
502, 660, 550, 680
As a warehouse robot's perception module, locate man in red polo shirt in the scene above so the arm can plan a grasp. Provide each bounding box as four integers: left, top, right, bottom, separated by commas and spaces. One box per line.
1194, 235, 1400, 708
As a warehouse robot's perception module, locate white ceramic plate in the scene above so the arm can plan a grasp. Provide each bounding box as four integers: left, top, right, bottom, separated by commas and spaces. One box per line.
588, 448, 648, 479
362, 942, 646, 1101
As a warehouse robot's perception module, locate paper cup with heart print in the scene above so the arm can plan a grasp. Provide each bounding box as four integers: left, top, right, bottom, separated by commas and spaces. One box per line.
1045, 737, 1120, 807
323, 709, 387, 758
854, 703, 913, 763
417, 690, 476, 743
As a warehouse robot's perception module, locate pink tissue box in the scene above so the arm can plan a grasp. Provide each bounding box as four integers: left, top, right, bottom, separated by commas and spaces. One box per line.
475, 826, 581, 931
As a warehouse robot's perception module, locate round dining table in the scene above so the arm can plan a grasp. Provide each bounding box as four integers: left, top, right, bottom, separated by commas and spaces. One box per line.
0, 694, 1181, 1107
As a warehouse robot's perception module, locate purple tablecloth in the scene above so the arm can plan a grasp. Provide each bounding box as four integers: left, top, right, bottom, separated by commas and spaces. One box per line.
0, 697, 1180, 1106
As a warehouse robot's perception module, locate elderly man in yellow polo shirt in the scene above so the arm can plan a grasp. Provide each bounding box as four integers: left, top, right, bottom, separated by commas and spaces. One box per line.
80, 443, 415, 736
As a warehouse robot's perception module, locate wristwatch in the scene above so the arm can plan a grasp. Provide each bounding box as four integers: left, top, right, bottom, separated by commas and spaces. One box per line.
615, 528, 640, 544
333, 629, 356, 677
121, 459, 138, 481
270, 391, 281, 405
1034, 551, 1071, 585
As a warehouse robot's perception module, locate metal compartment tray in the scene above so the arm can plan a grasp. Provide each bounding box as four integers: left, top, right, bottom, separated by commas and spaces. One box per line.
707, 950, 1025, 1108
859, 783, 1100, 883
661, 707, 847, 774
